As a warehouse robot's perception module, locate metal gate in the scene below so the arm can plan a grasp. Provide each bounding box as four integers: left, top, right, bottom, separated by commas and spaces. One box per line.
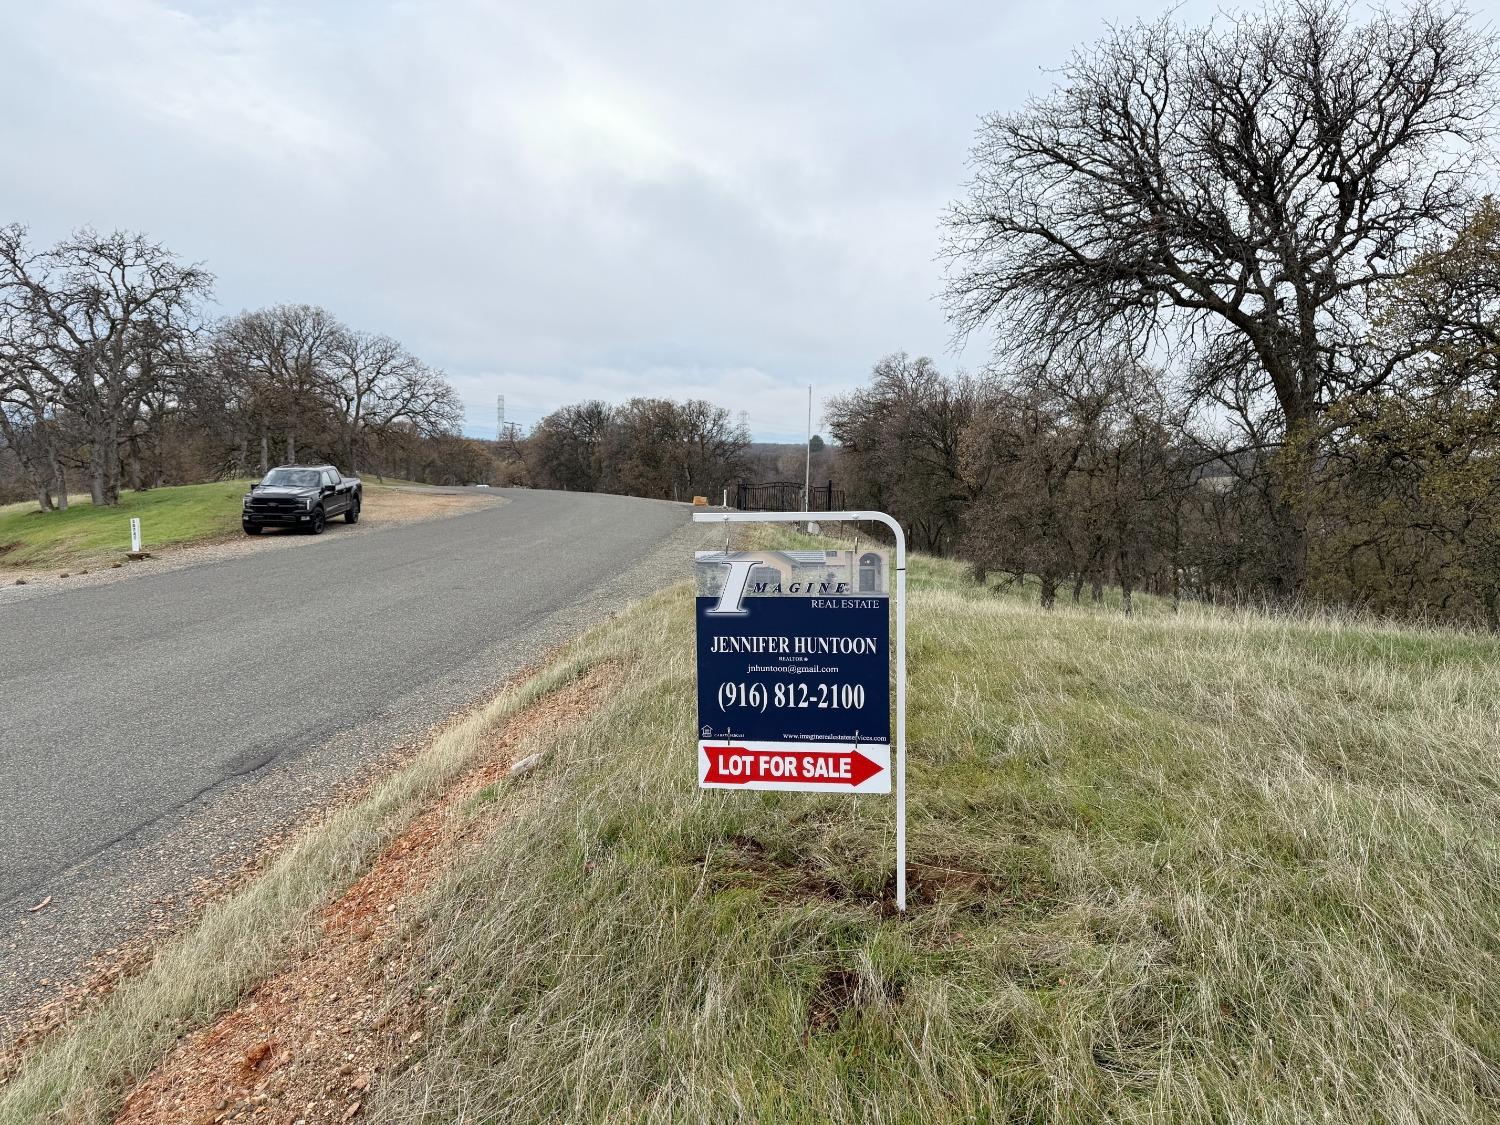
735, 480, 844, 511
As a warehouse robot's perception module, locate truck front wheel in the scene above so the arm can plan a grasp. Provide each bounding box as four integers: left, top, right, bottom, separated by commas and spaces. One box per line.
345, 495, 360, 524
308, 507, 327, 535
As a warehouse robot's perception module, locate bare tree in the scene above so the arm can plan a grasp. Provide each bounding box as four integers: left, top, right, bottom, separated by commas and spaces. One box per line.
826, 353, 980, 554
959, 374, 1099, 608
215, 304, 342, 469
329, 330, 462, 472
529, 400, 614, 491
601, 398, 747, 500
671, 398, 750, 499
0, 226, 212, 505
943, 0, 1498, 593
0, 379, 67, 510
0, 309, 69, 509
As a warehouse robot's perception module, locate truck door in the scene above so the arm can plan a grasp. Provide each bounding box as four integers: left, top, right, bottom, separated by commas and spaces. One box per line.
322, 469, 345, 515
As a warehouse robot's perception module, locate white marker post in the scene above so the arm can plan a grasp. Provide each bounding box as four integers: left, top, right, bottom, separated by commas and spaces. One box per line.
693, 508, 909, 912
129, 517, 142, 554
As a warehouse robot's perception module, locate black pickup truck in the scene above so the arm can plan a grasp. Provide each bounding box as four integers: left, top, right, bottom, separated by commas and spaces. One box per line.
242, 464, 362, 535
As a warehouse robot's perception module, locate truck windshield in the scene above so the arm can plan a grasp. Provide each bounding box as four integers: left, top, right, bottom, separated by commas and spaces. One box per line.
260, 469, 321, 488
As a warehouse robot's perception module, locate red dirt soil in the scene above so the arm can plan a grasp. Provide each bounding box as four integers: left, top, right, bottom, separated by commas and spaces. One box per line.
113, 665, 619, 1125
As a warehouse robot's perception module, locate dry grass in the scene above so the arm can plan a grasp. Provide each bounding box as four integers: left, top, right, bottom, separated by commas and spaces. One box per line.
368, 549, 1500, 1123
4, 541, 1497, 1123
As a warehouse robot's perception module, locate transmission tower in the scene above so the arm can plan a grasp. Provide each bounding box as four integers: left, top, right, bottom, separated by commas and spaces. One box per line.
496, 395, 505, 443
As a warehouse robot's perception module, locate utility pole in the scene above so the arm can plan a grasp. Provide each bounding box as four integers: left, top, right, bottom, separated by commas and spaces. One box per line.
804, 385, 812, 510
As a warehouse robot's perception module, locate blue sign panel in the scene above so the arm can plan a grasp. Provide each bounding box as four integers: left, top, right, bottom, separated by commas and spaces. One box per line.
694, 549, 890, 793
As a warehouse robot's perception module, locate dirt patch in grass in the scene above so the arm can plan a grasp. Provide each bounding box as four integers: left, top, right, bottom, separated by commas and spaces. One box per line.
700, 834, 1062, 922
113, 663, 621, 1125
805, 966, 906, 1038
898, 858, 1061, 919
698, 834, 875, 907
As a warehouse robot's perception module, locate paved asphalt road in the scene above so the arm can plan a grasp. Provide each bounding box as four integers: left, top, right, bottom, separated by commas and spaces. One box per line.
0, 489, 691, 962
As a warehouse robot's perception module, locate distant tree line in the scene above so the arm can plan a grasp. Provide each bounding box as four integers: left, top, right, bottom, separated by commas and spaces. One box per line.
0, 226, 479, 507
521, 398, 750, 502
836, 1, 1500, 629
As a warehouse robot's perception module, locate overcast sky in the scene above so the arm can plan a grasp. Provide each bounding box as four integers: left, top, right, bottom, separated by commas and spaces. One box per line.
1, 0, 1244, 441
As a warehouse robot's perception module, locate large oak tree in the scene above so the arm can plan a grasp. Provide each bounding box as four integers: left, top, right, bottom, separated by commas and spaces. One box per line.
943, 0, 1498, 592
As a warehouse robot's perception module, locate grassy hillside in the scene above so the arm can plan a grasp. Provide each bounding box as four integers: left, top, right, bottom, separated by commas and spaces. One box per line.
3, 541, 1496, 1122
0, 481, 256, 568
363, 548, 1500, 1122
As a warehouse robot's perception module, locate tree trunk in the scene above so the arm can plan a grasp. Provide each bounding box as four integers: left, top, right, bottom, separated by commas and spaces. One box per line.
1170, 509, 1182, 613
1272, 495, 1308, 598
39, 442, 67, 510
103, 416, 121, 505
1071, 573, 1085, 603
1485, 586, 1499, 634
286, 431, 296, 465
1091, 575, 1103, 602
90, 437, 108, 506
259, 430, 269, 475
1269, 413, 1317, 597
1040, 571, 1057, 610
1118, 547, 1134, 616
128, 440, 142, 492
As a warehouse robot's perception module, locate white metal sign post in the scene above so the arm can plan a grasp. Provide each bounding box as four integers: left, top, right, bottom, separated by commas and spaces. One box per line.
129, 518, 142, 554
693, 509, 909, 912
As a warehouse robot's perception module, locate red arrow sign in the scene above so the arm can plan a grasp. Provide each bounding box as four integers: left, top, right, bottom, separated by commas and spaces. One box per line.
703, 745, 885, 788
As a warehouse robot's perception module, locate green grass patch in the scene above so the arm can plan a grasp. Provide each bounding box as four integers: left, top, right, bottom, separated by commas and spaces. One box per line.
0, 481, 257, 569
0, 478, 437, 570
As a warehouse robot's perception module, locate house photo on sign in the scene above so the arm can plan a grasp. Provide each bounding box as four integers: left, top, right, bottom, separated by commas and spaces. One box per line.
694, 548, 891, 794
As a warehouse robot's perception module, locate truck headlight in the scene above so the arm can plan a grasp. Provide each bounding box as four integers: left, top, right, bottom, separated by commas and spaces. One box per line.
304, 497, 314, 509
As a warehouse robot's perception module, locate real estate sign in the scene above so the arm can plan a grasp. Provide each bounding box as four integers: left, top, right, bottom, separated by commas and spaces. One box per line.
695, 548, 891, 793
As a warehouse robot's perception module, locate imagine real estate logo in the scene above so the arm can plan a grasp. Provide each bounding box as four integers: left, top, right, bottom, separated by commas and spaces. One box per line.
702, 556, 853, 615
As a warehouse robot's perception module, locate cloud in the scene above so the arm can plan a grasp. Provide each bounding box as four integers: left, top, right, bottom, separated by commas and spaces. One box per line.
0, 0, 1222, 441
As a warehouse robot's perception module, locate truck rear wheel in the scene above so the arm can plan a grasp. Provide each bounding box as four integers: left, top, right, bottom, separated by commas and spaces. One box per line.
345, 496, 360, 524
